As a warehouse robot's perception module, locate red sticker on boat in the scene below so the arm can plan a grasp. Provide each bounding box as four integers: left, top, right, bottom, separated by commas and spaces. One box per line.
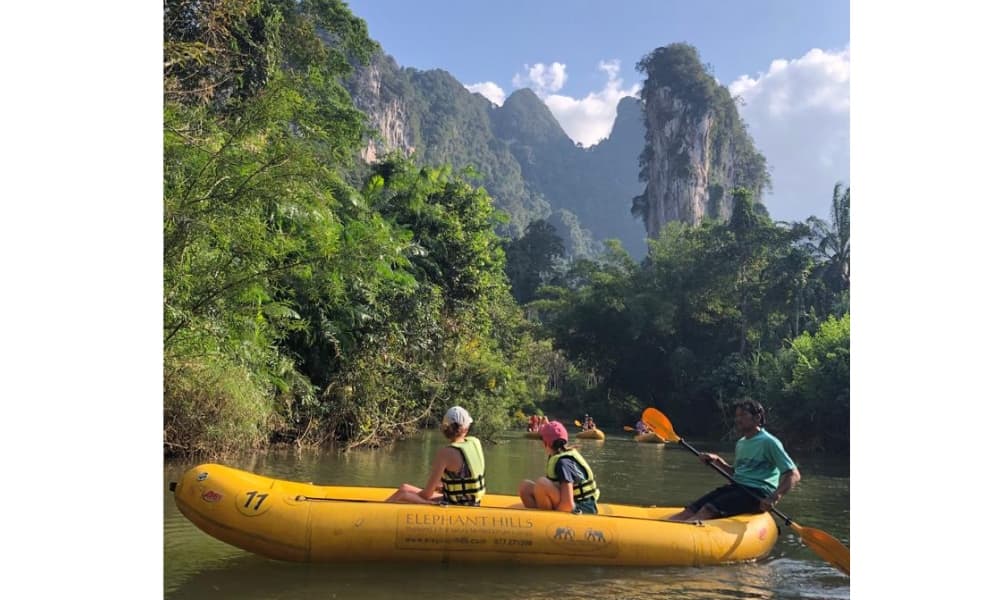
758, 527, 767, 540
202, 490, 222, 503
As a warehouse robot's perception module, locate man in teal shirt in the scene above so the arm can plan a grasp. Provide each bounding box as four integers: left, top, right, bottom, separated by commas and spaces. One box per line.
668, 400, 801, 522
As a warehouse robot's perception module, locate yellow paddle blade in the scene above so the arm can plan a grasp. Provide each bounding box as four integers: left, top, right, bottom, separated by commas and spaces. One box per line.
789, 522, 850, 576
623, 425, 635, 431
641, 407, 681, 442
574, 419, 583, 427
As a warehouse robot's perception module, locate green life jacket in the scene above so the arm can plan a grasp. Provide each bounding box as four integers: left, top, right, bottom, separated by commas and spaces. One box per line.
545, 448, 600, 503
442, 437, 486, 505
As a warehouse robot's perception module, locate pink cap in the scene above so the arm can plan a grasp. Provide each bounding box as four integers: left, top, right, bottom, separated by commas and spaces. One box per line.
540, 421, 568, 446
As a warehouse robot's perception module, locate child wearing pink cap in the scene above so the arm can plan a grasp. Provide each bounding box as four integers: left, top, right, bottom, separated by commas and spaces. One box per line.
518, 420, 600, 514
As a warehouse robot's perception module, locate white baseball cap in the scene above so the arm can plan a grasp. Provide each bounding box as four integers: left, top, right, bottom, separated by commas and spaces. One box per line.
442, 406, 473, 427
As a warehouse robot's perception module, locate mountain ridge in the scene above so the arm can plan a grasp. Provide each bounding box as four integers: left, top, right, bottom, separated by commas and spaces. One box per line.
347, 43, 767, 260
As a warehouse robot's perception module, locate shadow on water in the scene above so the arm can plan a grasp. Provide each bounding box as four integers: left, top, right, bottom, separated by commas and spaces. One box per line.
164, 431, 849, 600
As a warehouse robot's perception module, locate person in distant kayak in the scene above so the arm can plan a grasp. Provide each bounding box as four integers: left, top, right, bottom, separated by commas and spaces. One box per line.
386, 406, 486, 506
667, 399, 800, 522
583, 414, 596, 430
635, 419, 650, 434
518, 421, 600, 514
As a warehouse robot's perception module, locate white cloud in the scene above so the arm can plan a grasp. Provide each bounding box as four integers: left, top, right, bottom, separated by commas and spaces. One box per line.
519, 60, 640, 148
464, 81, 506, 106
729, 47, 850, 222
513, 62, 568, 94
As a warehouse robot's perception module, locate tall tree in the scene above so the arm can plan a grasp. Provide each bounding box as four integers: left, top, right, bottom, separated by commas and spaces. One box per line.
503, 219, 566, 303
806, 183, 850, 292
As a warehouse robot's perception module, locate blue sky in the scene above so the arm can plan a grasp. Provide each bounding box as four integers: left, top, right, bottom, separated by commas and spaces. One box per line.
348, 0, 850, 224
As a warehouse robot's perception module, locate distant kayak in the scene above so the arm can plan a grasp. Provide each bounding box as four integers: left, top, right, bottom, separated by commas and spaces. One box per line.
576, 428, 605, 440
634, 432, 666, 444
524, 430, 541, 439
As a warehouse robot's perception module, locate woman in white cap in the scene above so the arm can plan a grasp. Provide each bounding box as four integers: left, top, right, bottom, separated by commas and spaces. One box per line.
386, 406, 486, 506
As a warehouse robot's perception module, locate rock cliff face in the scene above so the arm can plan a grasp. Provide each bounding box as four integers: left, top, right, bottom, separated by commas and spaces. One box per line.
642, 89, 719, 230
360, 95, 411, 163
349, 54, 414, 162
633, 44, 769, 241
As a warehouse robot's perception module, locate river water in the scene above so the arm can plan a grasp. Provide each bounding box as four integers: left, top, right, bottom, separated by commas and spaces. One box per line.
164, 429, 850, 599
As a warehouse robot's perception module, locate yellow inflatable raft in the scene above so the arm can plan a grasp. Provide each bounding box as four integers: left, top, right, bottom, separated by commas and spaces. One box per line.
171, 463, 777, 566
634, 432, 666, 443
576, 428, 606, 440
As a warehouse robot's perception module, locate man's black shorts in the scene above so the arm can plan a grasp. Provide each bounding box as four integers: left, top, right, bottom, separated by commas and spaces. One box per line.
687, 483, 768, 517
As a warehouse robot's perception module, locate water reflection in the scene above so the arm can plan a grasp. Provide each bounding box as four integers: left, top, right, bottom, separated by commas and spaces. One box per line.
168, 553, 857, 600
166, 553, 855, 600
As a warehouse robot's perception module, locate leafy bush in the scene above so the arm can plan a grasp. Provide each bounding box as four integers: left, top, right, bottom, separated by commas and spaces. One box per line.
163, 353, 274, 456
770, 314, 850, 452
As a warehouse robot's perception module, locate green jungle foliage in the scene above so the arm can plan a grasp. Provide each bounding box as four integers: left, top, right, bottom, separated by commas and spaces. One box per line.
164, 1, 848, 457
503, 220, 567, 304
772, 314, 850, 452
531, 187, 850, 452
164, 0, 547, 456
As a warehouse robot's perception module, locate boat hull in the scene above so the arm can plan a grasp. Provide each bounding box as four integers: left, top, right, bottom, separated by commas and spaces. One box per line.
634, 432, 666, 443
576, 428, 606, 440
172, 463, 777, 566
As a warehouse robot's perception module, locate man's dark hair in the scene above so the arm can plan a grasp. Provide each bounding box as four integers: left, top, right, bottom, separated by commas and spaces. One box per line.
732, 399, 767, 426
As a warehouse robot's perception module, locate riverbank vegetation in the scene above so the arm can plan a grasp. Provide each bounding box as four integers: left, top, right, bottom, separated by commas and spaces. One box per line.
163, 0, 849, 458
530, 189, 849, 451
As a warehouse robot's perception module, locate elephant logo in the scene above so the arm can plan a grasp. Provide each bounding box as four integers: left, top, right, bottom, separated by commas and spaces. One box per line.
547, 523, 616, 554
585, 528, 606, 543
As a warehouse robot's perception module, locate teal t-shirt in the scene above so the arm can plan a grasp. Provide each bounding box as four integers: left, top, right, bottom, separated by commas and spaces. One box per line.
731, 429, 796, 494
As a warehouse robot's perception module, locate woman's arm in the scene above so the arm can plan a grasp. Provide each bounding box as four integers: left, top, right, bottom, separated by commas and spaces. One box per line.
417, 447, 453, 500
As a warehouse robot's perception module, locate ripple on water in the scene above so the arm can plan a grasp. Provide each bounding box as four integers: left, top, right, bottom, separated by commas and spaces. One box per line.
162, 557, 849, 600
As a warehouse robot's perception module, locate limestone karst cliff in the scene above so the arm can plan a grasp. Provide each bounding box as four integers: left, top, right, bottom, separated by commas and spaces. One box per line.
633, 43, 769, 240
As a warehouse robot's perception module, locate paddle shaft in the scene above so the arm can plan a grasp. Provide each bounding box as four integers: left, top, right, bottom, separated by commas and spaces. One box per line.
297, 495, 378, 503
675, 437, 794, 525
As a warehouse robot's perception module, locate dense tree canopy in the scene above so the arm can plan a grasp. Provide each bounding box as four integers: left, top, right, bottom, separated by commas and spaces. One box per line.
532, 186, 849, 450
164, 0, 547, 455
503, 220, 567, 304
